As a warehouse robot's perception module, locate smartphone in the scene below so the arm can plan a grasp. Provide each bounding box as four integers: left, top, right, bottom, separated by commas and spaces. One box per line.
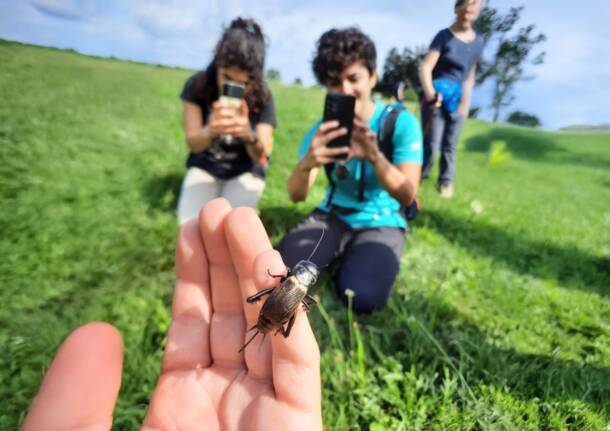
220, 81, 245, 107
219, 82, 245, 144
323, 93, 355, 154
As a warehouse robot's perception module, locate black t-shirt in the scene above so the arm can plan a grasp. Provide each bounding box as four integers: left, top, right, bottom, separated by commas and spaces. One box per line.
180, 71, 277, 179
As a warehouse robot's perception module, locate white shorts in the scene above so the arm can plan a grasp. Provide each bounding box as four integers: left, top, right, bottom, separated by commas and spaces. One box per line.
176, 167, 265, 224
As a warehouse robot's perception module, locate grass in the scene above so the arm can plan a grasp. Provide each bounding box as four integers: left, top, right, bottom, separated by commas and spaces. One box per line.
1, 39, 609, 430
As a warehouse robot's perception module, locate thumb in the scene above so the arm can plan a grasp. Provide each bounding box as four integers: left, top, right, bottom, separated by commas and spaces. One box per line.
22, 322, 123, 431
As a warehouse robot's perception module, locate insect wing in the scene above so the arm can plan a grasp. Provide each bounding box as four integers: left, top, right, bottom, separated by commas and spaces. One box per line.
262, 277, 304, 322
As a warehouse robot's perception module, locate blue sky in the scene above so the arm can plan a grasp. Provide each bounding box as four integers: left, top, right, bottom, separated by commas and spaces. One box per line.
1, 0, 609, 130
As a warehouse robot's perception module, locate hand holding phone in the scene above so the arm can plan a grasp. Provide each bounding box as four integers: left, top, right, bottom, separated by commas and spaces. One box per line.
220, 82, 245, 107
323, 93, 355, 152
219, 82, 246, 144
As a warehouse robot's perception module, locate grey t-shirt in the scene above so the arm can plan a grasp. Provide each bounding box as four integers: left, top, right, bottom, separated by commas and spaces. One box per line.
430, 28, 485, 83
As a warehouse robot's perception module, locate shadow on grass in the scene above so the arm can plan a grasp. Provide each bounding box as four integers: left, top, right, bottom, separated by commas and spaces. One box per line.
313, 288, 609, 422
464, 128, 610, 170
416, 209, 609, 297
143, 172, 182, 214
392, 291, 607, 410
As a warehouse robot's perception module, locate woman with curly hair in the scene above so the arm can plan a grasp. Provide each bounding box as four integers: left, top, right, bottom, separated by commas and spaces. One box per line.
278, 27, 423, 313
177, 17, 277, 223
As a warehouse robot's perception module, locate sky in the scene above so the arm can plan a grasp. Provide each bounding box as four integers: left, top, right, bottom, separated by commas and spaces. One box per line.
1, 0, 609, 130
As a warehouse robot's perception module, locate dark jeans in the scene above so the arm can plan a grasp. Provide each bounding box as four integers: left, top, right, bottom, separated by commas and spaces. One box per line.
421, 104, 465, 185
278, 210, 405, 313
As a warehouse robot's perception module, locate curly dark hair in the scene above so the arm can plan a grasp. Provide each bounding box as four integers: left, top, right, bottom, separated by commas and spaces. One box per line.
192, 17, 269, 113
312, 27, 377, 86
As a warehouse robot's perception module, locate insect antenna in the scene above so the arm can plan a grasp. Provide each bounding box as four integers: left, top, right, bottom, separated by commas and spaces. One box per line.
258, 332, 268, 351
307, 229, 326, 261
239, 326, 260, 353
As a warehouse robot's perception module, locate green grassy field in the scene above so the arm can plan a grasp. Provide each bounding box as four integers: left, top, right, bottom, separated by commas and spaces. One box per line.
1, 40, 609, 430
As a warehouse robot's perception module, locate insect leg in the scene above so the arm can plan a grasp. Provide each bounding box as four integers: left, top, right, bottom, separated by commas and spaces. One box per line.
266, 269, 287, 282
304, 294, 318, 305
246, 287, 275, 303
280, 313, 297, 338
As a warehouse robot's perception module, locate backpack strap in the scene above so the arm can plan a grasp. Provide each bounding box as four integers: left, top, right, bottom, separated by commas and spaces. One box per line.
323, 162, 337, 207
377, 103, 405, 162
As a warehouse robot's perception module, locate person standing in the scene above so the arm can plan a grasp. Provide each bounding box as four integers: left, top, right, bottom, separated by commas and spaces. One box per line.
419, 0, 484, 198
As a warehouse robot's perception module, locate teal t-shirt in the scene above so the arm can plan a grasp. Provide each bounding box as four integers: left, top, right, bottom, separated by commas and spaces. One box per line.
298, 101, 423, 229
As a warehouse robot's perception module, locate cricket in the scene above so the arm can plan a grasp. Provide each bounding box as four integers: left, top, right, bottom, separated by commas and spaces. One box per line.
239, 231, 325, 352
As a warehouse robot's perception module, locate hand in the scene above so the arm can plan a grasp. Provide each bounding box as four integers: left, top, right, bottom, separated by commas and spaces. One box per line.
209, 100, 255, 143
426, 92, 443, 109
349, 117, 381, 163
23, 199, 323, 431
301, 120, 350, 169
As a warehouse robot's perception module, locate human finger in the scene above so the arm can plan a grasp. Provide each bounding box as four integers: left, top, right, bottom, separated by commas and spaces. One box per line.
224, 207, 275, 378
317, 146, 350, 159
22, 323, 123, 431
318, 127, 347, 146
162, 218, 212, 372
318, 120, 340, 133
265, 265, 321, 412
199, 198, 245, 366
212, 99, 229, 110
353, 117, 368, 129
220, 126, 244, 136
213, 110, 238, 122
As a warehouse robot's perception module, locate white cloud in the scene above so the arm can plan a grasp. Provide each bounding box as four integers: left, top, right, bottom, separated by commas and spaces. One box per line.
129, 0, 215, 37
29, 0, 101, 21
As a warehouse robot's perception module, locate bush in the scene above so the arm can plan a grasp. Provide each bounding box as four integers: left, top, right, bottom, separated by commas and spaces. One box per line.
506, 110, 541, 127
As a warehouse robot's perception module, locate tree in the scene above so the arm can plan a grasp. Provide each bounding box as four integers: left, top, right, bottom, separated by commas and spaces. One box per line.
469, 106, 481, 119
293, 78, 303, 86
506, 110, 541, 127
266, 69, 281, 81
376, 46, 426, 98
474, 5, 546, 122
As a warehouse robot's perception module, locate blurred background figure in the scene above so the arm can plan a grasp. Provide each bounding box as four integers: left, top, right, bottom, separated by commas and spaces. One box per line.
393, 80, 406, 103
177, 17, 277, 223
419, 0, 484, 198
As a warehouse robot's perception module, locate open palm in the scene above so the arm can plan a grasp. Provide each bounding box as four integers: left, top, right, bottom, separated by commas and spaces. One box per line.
23, 199, 322, 431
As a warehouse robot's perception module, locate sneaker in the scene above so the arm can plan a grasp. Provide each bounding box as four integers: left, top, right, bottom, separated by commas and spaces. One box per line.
439, 183, 454, 199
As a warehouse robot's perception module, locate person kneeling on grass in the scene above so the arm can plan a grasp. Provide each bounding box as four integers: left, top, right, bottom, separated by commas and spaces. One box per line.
177, 17, 277, 224
278, 27, 423, 314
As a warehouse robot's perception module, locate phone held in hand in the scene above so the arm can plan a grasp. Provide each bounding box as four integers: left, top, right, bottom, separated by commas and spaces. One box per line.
323, 93, 355, 161
219, 82, 246, 144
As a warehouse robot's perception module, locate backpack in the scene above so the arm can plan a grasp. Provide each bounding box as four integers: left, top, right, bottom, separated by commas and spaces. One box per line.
323, 103, 419, 221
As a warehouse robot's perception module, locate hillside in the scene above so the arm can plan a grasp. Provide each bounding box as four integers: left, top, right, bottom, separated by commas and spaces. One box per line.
1, 40, 609, 430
